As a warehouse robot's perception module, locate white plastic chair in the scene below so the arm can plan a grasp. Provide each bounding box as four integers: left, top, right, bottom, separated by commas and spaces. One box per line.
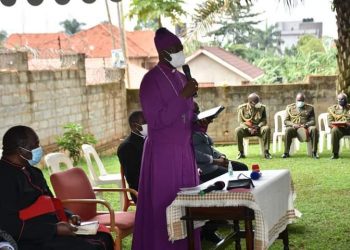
81, 144, 122, 187
0, 149, 2, 157
272, 110, 312, 155
243, 137, 264, 156
318, 112, 350, 153
318, 113, 332, 153
82, 144, 123, 209
44, 152, 74, 174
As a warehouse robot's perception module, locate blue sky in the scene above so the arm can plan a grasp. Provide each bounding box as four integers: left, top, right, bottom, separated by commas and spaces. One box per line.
0, 0, 337, 38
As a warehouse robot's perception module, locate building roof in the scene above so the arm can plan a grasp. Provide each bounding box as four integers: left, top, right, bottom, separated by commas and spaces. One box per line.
4, 23, 158, 59
5, 32, 68, 48
186, 46, 264, 81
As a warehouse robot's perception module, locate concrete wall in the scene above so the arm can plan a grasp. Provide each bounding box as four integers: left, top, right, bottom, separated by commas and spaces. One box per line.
0, 52, 127, 153
126, 75, 337, 143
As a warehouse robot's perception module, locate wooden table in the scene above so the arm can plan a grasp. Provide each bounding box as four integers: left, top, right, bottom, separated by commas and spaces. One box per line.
182, 206, 289, 250
166, 170, 297, 250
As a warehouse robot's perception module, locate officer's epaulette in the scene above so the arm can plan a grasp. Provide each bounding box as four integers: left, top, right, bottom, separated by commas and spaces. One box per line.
304, 103, 313, 108
238, 103, 248, 109
329, 104, 338, 109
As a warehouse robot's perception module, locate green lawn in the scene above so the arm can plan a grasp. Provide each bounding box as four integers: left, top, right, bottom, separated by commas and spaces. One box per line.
42, 144, 350, 250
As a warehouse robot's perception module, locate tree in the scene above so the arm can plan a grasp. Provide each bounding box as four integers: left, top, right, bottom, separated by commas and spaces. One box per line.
250, 23, 283, 54
60, 18, 86, 35
206, 4, 261, 47
128, 0, 186, 29
0, 30, 7, 46
296, 34, 325, 54
186, 0, 248, 42
134, 19, 159, 31
187, 0, 350, 95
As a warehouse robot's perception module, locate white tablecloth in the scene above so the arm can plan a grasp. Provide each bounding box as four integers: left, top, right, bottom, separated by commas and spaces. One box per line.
166, 169, 299, 250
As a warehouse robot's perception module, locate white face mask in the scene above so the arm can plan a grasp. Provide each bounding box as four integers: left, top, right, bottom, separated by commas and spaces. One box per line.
254, 102, 262, 108
296, 101, 305, 108
136, 123, 148, 138
165, 50, 185, 68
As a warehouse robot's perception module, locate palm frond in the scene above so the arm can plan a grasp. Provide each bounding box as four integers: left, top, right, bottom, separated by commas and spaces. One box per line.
185, 0, 252, 43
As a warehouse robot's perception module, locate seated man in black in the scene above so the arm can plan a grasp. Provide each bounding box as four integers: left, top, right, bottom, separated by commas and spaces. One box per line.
193, 102, 248, 182
117, 111, 147, 203
193, 102, 248, 243
0, 125, 114, 250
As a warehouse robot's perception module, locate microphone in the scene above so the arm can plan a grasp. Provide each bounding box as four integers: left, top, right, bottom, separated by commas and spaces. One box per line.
182, 64, 197, 97
198, 181, 225, 195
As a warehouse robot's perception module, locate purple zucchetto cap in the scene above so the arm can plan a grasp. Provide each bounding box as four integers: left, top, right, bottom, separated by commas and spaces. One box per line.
154, 27, 182, 52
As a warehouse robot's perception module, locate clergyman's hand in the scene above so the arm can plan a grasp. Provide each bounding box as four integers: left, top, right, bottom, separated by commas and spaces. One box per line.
213, 158, 227, 167
69, 214, 81, 226
56, 221, 77, 236
180, 79, 198, 99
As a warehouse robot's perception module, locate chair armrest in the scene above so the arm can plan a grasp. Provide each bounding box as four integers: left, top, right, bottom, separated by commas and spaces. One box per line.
61, 199, 116, 231
92, 187, 138, 198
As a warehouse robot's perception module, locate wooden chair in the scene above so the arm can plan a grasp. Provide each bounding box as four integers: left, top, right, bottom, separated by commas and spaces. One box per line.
50, 167, 137, 250
120, 164, 136, 211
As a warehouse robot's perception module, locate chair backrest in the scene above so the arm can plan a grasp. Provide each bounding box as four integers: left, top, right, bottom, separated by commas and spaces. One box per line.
318, 112, 331, 133
120, 164, 136, 211
274, 110, 287, 133
50, 167, 97, 221
44, 152, 74, 174
0, 149, 2, 158
81, 144, 108, 183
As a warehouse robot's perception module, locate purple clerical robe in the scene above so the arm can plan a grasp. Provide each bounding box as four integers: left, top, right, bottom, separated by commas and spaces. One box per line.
132, 62, 201, 250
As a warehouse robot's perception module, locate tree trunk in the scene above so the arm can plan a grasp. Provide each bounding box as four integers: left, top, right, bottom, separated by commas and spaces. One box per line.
334, 0, 350, 96
158, 16, 162, 28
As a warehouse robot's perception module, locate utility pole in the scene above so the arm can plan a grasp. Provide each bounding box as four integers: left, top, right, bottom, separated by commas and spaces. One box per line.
116, 0, 130, 88
105, 0, 116, 49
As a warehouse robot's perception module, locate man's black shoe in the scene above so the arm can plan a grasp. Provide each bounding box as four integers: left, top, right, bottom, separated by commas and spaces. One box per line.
264, 151, 272, 159
281, 153, 290, 158
203, 232, 223, 244
331, 153, 339, 159
312, 152, 319, 159
237, 152, 246, 159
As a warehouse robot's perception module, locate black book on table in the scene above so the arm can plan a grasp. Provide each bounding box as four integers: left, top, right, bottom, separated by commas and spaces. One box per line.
197, 106, 225, 121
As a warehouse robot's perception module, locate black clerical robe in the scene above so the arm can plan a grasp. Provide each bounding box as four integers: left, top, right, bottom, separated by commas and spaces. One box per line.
0, 159, 113, 250
117, 132, 144, 203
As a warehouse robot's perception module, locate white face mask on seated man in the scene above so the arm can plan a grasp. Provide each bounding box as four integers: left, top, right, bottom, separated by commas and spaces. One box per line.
136, 123, 148, 138
254, 102, 262, 109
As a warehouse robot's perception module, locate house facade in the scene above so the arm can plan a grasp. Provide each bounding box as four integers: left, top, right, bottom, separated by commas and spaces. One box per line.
185, 46, 264, 86
276, 18, 323, 51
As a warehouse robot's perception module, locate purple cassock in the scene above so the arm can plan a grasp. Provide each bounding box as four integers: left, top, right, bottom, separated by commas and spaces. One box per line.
131, 62, 201, 250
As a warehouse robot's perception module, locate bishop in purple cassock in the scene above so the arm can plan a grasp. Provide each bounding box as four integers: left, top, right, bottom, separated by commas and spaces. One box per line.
131, 28, 201, 249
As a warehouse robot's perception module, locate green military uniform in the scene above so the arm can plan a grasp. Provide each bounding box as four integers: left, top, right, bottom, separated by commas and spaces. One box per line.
284, 103, 318, 154
327, 104, 350, 154
235, 103, 271, 153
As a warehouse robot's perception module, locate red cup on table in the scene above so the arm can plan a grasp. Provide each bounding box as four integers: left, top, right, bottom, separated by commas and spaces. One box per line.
251, 163, 260, 172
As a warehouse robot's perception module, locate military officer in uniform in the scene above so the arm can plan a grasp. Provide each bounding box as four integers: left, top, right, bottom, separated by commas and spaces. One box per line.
235, 93, 272, 159
327, 92, 350, 159
282, 92, 319, 159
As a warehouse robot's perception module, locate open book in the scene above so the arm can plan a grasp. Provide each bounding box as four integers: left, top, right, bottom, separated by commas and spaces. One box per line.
197, 106, 225, 121
75, 221, 99, 235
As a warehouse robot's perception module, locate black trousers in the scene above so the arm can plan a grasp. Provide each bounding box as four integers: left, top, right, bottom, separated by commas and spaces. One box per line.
200, 161, 248, 183
200, 160, 248, 237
